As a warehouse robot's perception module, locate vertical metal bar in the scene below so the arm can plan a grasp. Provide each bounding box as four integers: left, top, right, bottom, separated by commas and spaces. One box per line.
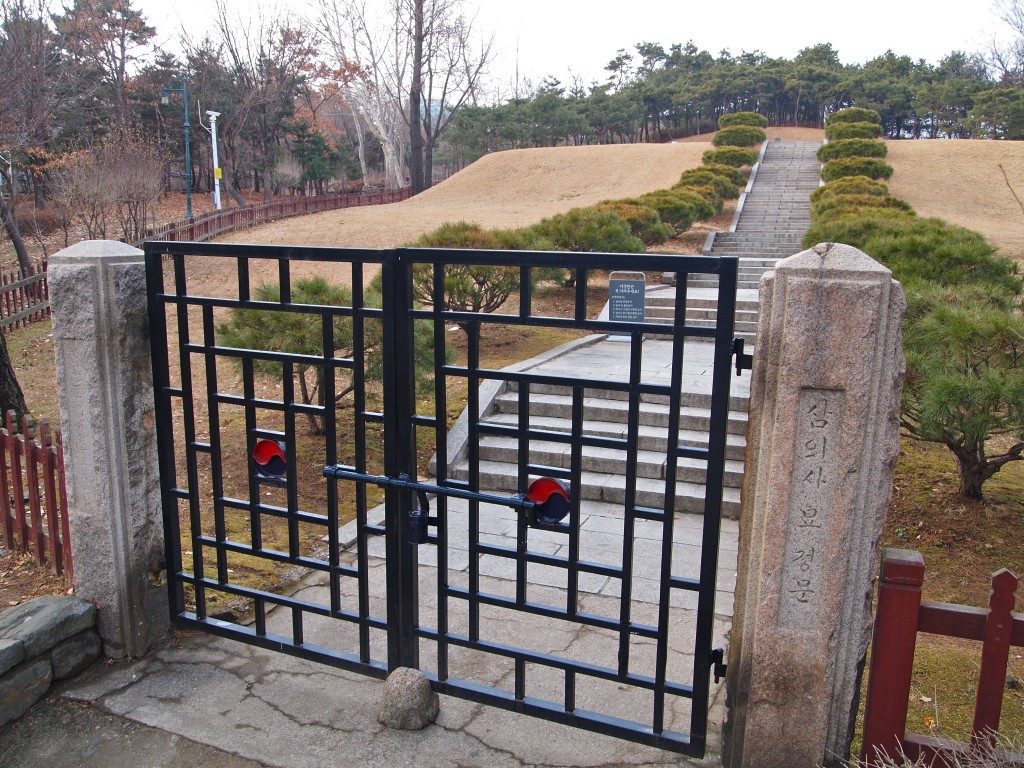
467, 320, 481, 643
173, 253, 206, 618
237, 256, 250, 302
283, 358, 299, 561
515, 658, 526, 701
652, 263, 689, 735
242, 356, 261, 551
202, 304, 228, 585
148, 246, 184, 618
322, 312, 341, 616
382, 249, 419, 670
432, 264, 449, 680
617, 330, 644, 674
516, 379, 529, 606
519, 265, 531, 320
689, 258, 736, 751
565, 670, 576, 713
566, 386, 583, 615
352, 265, 371, 662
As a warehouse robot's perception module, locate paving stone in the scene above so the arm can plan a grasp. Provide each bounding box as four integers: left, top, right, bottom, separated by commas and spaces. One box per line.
0, 596, 96, 658
0, 658, 52, 727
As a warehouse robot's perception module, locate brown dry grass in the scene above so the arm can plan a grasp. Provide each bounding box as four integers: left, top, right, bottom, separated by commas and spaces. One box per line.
886, 139, 1024, 260
208, 143, 709, 290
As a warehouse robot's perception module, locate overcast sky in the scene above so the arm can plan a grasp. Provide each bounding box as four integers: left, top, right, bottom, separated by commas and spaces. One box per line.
139, 0, 1009, 92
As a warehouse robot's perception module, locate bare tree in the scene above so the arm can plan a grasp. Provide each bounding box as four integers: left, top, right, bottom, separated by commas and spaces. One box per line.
213, 1, 320, 200
991, 0, 1024, 85
318, 0, 410, 190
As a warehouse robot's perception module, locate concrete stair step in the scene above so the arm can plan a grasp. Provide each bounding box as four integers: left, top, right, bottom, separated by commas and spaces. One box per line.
492, 391, 750, 435
475, 436, 746, 488
505, 381, 750, 412
481, 411, 748, 460
449, 461, 743, 517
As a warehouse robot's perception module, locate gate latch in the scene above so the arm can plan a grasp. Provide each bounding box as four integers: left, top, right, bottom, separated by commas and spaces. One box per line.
732, 337, 753, 376
407, 485, 433, 545
710, 648, 728, 683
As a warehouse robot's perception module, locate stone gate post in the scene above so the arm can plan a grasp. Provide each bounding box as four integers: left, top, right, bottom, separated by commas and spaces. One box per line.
723, 243, 905, 768
49, 240, 167, 659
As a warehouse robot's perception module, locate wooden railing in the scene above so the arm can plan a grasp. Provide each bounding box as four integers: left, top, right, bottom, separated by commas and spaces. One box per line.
861, 548, 1023, 767
0, 257, 49, 333
141, 188, 412, 245
0, 411, 71, 578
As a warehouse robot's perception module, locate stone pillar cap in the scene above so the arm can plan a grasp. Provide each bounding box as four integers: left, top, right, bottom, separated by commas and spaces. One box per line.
780, 242, 893, 277
50, 240, 144, 267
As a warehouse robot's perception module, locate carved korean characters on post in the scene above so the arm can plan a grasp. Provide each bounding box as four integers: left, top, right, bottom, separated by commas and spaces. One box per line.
778, 389, 845, 630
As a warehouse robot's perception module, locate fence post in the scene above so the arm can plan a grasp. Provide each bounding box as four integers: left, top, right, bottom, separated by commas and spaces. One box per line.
861, 549, 925, 765
49, 240, 168, 659
972, 569, 1018, 751
722, 243, 906, 768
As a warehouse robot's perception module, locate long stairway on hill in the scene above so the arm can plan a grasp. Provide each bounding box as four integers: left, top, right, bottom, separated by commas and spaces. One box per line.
646, 139, 823, 342
441, 139, 822, 521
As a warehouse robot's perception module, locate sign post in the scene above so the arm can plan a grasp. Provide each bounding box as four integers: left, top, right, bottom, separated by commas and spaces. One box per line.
608, 271, 647, 341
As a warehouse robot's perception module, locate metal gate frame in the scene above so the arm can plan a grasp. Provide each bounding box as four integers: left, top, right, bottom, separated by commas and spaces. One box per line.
146, 241, 739, 756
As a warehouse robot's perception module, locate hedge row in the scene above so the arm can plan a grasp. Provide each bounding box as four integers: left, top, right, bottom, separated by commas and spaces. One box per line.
817, 138, 888, 161
718, 111, 769, 129
702, 146, 759, 167
825, 107, 882, 126
712, 125, 767, 147
821, 156, 894, 181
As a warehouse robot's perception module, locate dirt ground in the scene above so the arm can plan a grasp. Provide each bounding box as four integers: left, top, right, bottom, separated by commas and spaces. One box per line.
886, 139, 1024, 260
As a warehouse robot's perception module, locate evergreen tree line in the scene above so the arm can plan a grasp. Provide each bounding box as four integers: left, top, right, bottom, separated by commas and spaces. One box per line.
442, 41, 1024, 170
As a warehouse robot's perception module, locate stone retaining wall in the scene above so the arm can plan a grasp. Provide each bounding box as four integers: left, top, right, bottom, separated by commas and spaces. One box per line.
0, 595, 100, 727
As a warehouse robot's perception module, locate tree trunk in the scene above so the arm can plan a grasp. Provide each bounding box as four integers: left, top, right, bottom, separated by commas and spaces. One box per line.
409, 0, 425, 193
0, 195, 33, 276
0, 331, 27, 420
953, 444, 986, 500
424, 138, 434, 190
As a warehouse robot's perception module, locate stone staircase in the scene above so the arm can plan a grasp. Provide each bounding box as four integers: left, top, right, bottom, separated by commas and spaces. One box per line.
446, 340, 750, 518
443, 140, 821, 518
648, 139, 823, 342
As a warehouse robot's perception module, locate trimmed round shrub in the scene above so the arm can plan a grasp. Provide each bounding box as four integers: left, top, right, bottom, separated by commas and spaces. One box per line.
718, 111, 769, 129
695, 162, 747, 187
810, 193, 913, 220
821, 157, 894, 182
801, 212, 1020, 295
676, 168, 740, 200
826, 107, 882, 126
680, 184, 725, 215
632, 189, 715, 234
810, 176, 889, 206
529, 208, 644, 253
817, 139, 888, 162
825, 121, 884, 141
414, 221, 501, 249
712, 125, 767, 147
702, 147, 758, 167
594, 201, 674, 246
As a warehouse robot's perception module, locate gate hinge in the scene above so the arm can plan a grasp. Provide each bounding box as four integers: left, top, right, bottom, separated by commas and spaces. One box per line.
732, 337, 753, 376
710, 648, 727, 683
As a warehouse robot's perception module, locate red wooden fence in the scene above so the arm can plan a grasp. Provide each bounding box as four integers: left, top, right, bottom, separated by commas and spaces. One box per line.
862, 548, 1023, 767
140, 188, 412, 245
0, 411, 71, 579
0, 257, 49, 333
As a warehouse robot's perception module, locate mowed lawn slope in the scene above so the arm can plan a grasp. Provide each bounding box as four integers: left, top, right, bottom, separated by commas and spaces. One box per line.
887, 139, 1024, 260
201, 142, 708, 291
230, 143, 710, 249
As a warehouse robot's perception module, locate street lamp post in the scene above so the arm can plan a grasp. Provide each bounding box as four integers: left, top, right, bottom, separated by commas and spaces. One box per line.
206, 111, 222, 211
161, 81, 193, 221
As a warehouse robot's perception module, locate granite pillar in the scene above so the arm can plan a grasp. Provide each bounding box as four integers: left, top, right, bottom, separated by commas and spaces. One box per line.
723, 243, 905, 768
49, 240, 168, 659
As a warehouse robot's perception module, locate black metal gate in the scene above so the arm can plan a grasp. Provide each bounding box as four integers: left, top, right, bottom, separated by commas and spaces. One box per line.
146, 241, 740, 756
